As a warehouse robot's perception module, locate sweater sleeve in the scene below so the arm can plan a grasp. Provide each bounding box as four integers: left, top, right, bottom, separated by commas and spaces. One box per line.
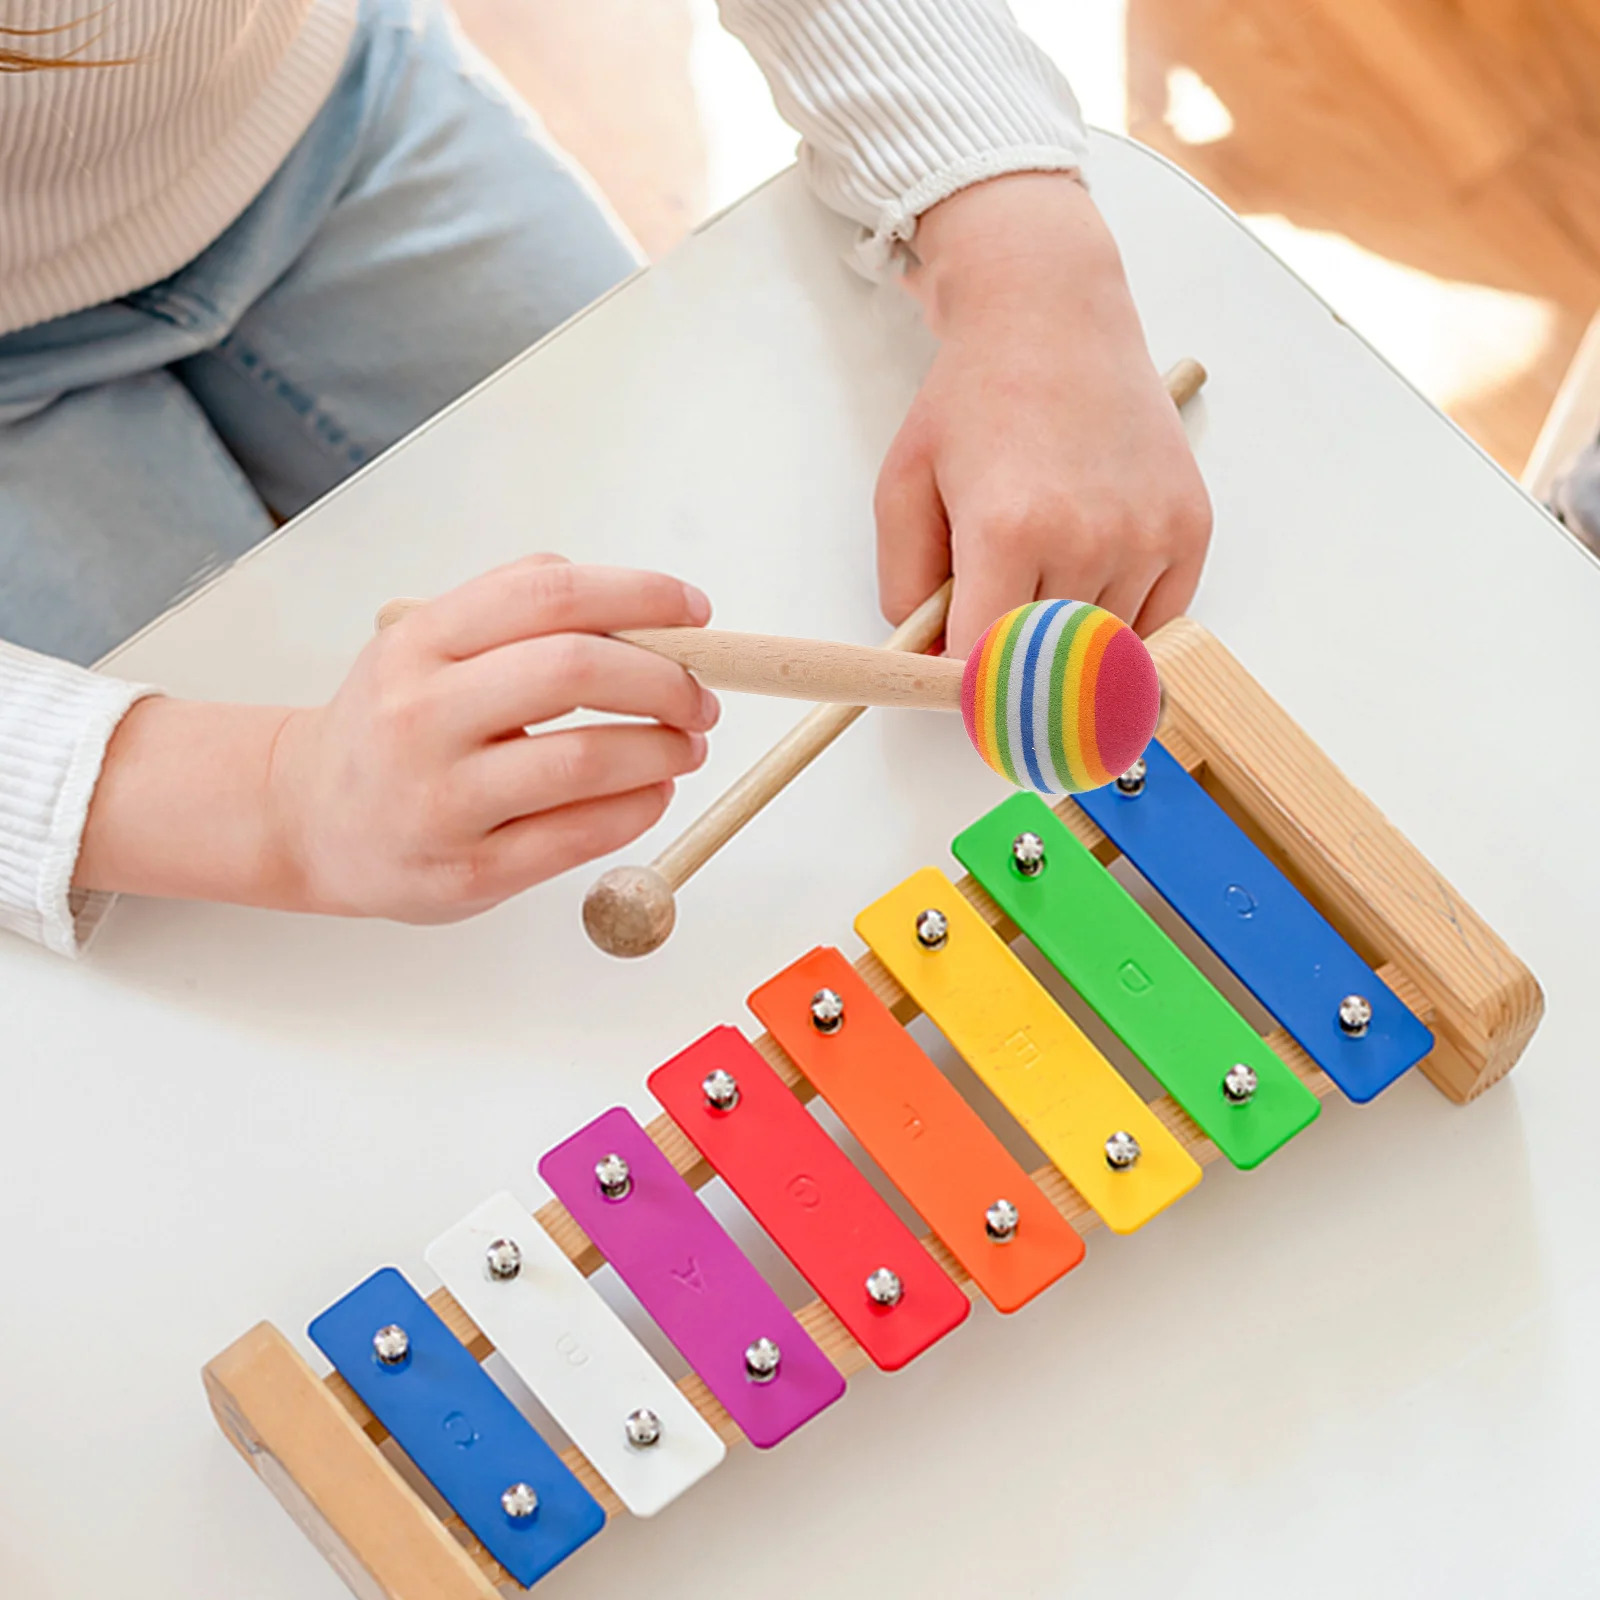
0, 640, 157, 956
715, 0, 1090, 272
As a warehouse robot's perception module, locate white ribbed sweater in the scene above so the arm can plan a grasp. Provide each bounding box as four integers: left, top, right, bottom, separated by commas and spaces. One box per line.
0, 0, 1088, 953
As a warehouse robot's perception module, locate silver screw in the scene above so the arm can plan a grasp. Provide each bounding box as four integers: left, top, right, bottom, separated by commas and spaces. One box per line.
701, 1068, 740, 1111
1115, 759, 1148, 796
1222, 1063, 1259, 1105
810, 987, 845, 1033
915, 908, 949, 950
865, 1266, 903, 1306
624, 1407, 663, 1448
1105, 1130, 1142, 1170
1338, 994, 1373, 1038
371, 1324, 410, 1365
501, 1483, 539, 1520
985, 1198, 1020, 1242
484, 1237, 523, 1282
595, 1152, 633, 1199
744, 1336, 781, 1383
1011, 832, 1046, 876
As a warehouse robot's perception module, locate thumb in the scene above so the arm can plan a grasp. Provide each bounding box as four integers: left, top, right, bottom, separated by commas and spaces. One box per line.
873, 434, 951, 627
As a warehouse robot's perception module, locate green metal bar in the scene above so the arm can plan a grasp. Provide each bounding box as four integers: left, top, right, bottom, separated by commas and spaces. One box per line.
952, 792, 1320, 1169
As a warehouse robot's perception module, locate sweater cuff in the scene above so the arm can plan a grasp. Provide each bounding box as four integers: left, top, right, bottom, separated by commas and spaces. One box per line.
846, 145, 1088, 277
0, 641, 157, 957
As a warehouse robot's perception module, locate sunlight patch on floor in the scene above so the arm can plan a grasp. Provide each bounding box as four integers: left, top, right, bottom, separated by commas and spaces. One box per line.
1245, 215, 1557, 411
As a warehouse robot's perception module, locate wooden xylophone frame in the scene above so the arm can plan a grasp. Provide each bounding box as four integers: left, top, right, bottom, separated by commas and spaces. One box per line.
204, 618, 1543, 1600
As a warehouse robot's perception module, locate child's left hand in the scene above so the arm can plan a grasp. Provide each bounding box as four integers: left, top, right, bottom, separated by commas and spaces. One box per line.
875, 173, 1213, 658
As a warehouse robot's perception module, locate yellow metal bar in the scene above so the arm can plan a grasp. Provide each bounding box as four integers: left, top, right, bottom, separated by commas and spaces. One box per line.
855, 867, 1202, 1233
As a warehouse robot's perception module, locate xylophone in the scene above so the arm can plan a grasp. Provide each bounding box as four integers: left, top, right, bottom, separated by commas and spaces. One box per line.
205, 618, 1542, 1599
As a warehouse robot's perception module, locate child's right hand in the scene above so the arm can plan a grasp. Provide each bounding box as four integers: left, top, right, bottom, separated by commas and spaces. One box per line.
267, 555, 717, 921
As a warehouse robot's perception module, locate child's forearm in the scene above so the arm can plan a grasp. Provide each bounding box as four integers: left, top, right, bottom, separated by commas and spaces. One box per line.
74, 697, 308, 908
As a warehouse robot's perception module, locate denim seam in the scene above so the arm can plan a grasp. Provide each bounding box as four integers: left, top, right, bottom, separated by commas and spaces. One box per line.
208, 332, 372, 472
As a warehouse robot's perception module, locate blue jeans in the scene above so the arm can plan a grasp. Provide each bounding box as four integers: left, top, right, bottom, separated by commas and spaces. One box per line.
0, 0, 640, 666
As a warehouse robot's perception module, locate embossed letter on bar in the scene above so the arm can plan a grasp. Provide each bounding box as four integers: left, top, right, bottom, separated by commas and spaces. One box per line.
649, 1026, 970, 1369
538, 1107, 845, 1448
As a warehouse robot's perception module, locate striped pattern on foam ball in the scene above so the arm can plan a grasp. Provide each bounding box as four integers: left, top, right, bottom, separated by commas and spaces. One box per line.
959, 600, 1160, 794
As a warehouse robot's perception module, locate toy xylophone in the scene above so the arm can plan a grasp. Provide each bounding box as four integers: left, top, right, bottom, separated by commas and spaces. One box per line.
205, 618, 1542, 1599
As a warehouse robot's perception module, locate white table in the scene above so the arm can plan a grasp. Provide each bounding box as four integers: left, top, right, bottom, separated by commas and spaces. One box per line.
4, 133, 1598, 1600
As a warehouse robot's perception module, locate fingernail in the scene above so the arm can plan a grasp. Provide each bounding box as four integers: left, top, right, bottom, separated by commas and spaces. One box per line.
687, 732, 709, 768
698, 686, 721, 728
683, 583, 711, 625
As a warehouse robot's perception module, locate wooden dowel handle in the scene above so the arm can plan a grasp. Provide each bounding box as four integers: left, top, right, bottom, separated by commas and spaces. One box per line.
377, 605, 965, 710
614, 628, 964, 708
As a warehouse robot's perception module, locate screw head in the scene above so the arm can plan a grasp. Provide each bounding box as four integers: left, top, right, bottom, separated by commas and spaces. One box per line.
484, 1237, 523, 1281
595, 1152, 633, 1199
1222, 1063, 1259, 1105
809, 987, 845, 1033
625, 1407, 663, 1448
915, 908, 950, 950
701, 1068, 740, 1111
865, 1266, 904, 1306
1115, 759, 1148, 796
744, 1336, 781, 1382
1338, 994, 1373, 1037
501, 1483, 539, 1520
1011, 831, 1046, 876
985, 1198, 1020, 1242
1104, 1130, 1142, 1170
372, 1324, 410, 1365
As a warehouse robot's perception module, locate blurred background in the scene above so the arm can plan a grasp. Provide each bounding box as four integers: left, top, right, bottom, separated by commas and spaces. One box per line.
453, 0, 1600, 481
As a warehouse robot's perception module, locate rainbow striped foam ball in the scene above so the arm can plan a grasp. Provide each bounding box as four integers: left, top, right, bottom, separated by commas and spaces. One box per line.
960, 600, 1161, 795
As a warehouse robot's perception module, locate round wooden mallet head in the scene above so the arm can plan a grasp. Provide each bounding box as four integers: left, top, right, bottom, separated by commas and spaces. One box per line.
582, 865, 678, 958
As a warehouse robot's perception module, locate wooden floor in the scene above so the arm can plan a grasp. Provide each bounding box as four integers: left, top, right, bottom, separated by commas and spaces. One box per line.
454, 0, 1600, 475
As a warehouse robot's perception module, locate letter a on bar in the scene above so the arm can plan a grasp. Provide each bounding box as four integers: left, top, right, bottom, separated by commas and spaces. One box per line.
955, 793, 1320, 1168
427, 1191, 726, 1518
308, 1267, 604, 1588
650, 1026, 970, 1370
749, 947, 1085, 1312
855, 867, 1201, 1234
539, 1107, 845, 1449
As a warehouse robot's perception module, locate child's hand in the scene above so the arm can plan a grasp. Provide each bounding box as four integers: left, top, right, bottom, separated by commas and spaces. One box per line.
268, 556, 718, 921
875, 174, 1213, 657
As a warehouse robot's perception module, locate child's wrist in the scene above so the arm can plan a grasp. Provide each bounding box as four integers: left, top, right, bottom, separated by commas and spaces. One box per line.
907, 173, 1127, 336
76, 698, 316, 911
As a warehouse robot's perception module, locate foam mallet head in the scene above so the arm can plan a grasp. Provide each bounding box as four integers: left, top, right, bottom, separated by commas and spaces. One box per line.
960, 600, 1160, 794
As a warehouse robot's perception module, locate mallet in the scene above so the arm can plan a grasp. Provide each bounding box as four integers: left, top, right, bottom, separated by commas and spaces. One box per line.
372, 600, 1159, 795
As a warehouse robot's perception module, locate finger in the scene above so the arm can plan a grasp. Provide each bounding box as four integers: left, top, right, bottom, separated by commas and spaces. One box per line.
874, 440, 951, 626
463, 723, 707, 828
945, 525, 1043, 659
447, 632, 719, 740
1093, 566, 1160, 629
411, 556, 711, 660
1132, 557, 1203, 637
478, 781, 677, 899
